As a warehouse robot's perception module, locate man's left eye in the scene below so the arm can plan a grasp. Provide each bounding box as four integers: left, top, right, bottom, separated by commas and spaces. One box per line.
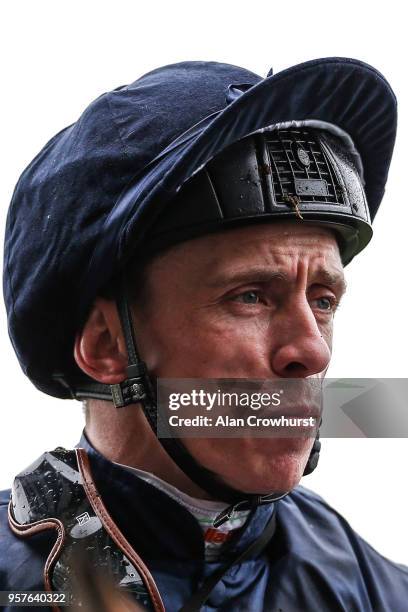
233, 291, 260, 304
313, 297, 335, 311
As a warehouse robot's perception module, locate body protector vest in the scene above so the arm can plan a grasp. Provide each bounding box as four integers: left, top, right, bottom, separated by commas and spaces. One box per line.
5, 439, 408, 612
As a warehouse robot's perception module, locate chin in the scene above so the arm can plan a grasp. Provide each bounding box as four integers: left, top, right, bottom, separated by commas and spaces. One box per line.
214, 437, 313, 495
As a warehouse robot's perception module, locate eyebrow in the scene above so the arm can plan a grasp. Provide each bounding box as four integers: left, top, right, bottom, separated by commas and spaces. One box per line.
207, 266, 347, 296
312, 269, 347, 296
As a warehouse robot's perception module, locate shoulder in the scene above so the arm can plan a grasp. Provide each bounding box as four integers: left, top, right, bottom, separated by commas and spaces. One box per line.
277, 485, 408, 605
0, 489, 54, 590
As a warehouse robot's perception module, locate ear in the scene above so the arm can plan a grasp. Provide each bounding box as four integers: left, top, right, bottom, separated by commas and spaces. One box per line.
74, 297, 128, 384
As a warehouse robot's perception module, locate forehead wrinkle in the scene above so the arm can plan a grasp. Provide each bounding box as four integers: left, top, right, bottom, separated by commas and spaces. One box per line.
177, 227, 342, 290
205, 242, 341, 281
206, 233, 338, 265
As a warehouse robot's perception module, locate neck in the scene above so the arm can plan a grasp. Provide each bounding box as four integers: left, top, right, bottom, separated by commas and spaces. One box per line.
85, 399, 214, 500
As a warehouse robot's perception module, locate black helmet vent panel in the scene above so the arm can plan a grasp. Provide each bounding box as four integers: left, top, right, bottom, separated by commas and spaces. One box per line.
265, 128, 346, 207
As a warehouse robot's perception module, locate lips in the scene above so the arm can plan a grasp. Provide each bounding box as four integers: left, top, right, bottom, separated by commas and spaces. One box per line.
279, 404, 321, 419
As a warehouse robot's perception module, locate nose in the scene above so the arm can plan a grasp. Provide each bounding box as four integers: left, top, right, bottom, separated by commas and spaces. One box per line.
270, 295, 331, 378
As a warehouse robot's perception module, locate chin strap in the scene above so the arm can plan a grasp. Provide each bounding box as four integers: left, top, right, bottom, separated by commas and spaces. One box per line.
109, 278, 321, 525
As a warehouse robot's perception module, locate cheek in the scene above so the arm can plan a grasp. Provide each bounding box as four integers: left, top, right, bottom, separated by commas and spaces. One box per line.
145, 313, 271, 377
134, 304, 335, 377
319, 320, 334, 350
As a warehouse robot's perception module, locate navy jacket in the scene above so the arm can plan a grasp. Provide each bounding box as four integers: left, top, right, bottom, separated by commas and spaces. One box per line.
1, 434, 407, 611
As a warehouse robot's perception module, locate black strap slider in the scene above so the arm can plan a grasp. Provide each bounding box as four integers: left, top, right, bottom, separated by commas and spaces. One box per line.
126, 362, 147, 378
110, 383, 125, 408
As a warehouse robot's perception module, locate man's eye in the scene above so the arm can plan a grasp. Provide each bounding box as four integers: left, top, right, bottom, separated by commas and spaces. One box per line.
313, 297, 335, 311
233, 291, 260, 304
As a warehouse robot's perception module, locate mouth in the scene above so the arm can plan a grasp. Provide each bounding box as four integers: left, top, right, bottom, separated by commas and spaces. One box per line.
254, 400, 321, 418
280, 404, 321, 419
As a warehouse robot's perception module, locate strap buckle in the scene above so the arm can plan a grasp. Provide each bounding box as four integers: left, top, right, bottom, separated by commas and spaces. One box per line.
110, 363, 149, 408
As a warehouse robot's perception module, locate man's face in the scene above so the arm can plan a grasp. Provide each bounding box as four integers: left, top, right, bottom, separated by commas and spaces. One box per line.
132, 221, 346, 494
